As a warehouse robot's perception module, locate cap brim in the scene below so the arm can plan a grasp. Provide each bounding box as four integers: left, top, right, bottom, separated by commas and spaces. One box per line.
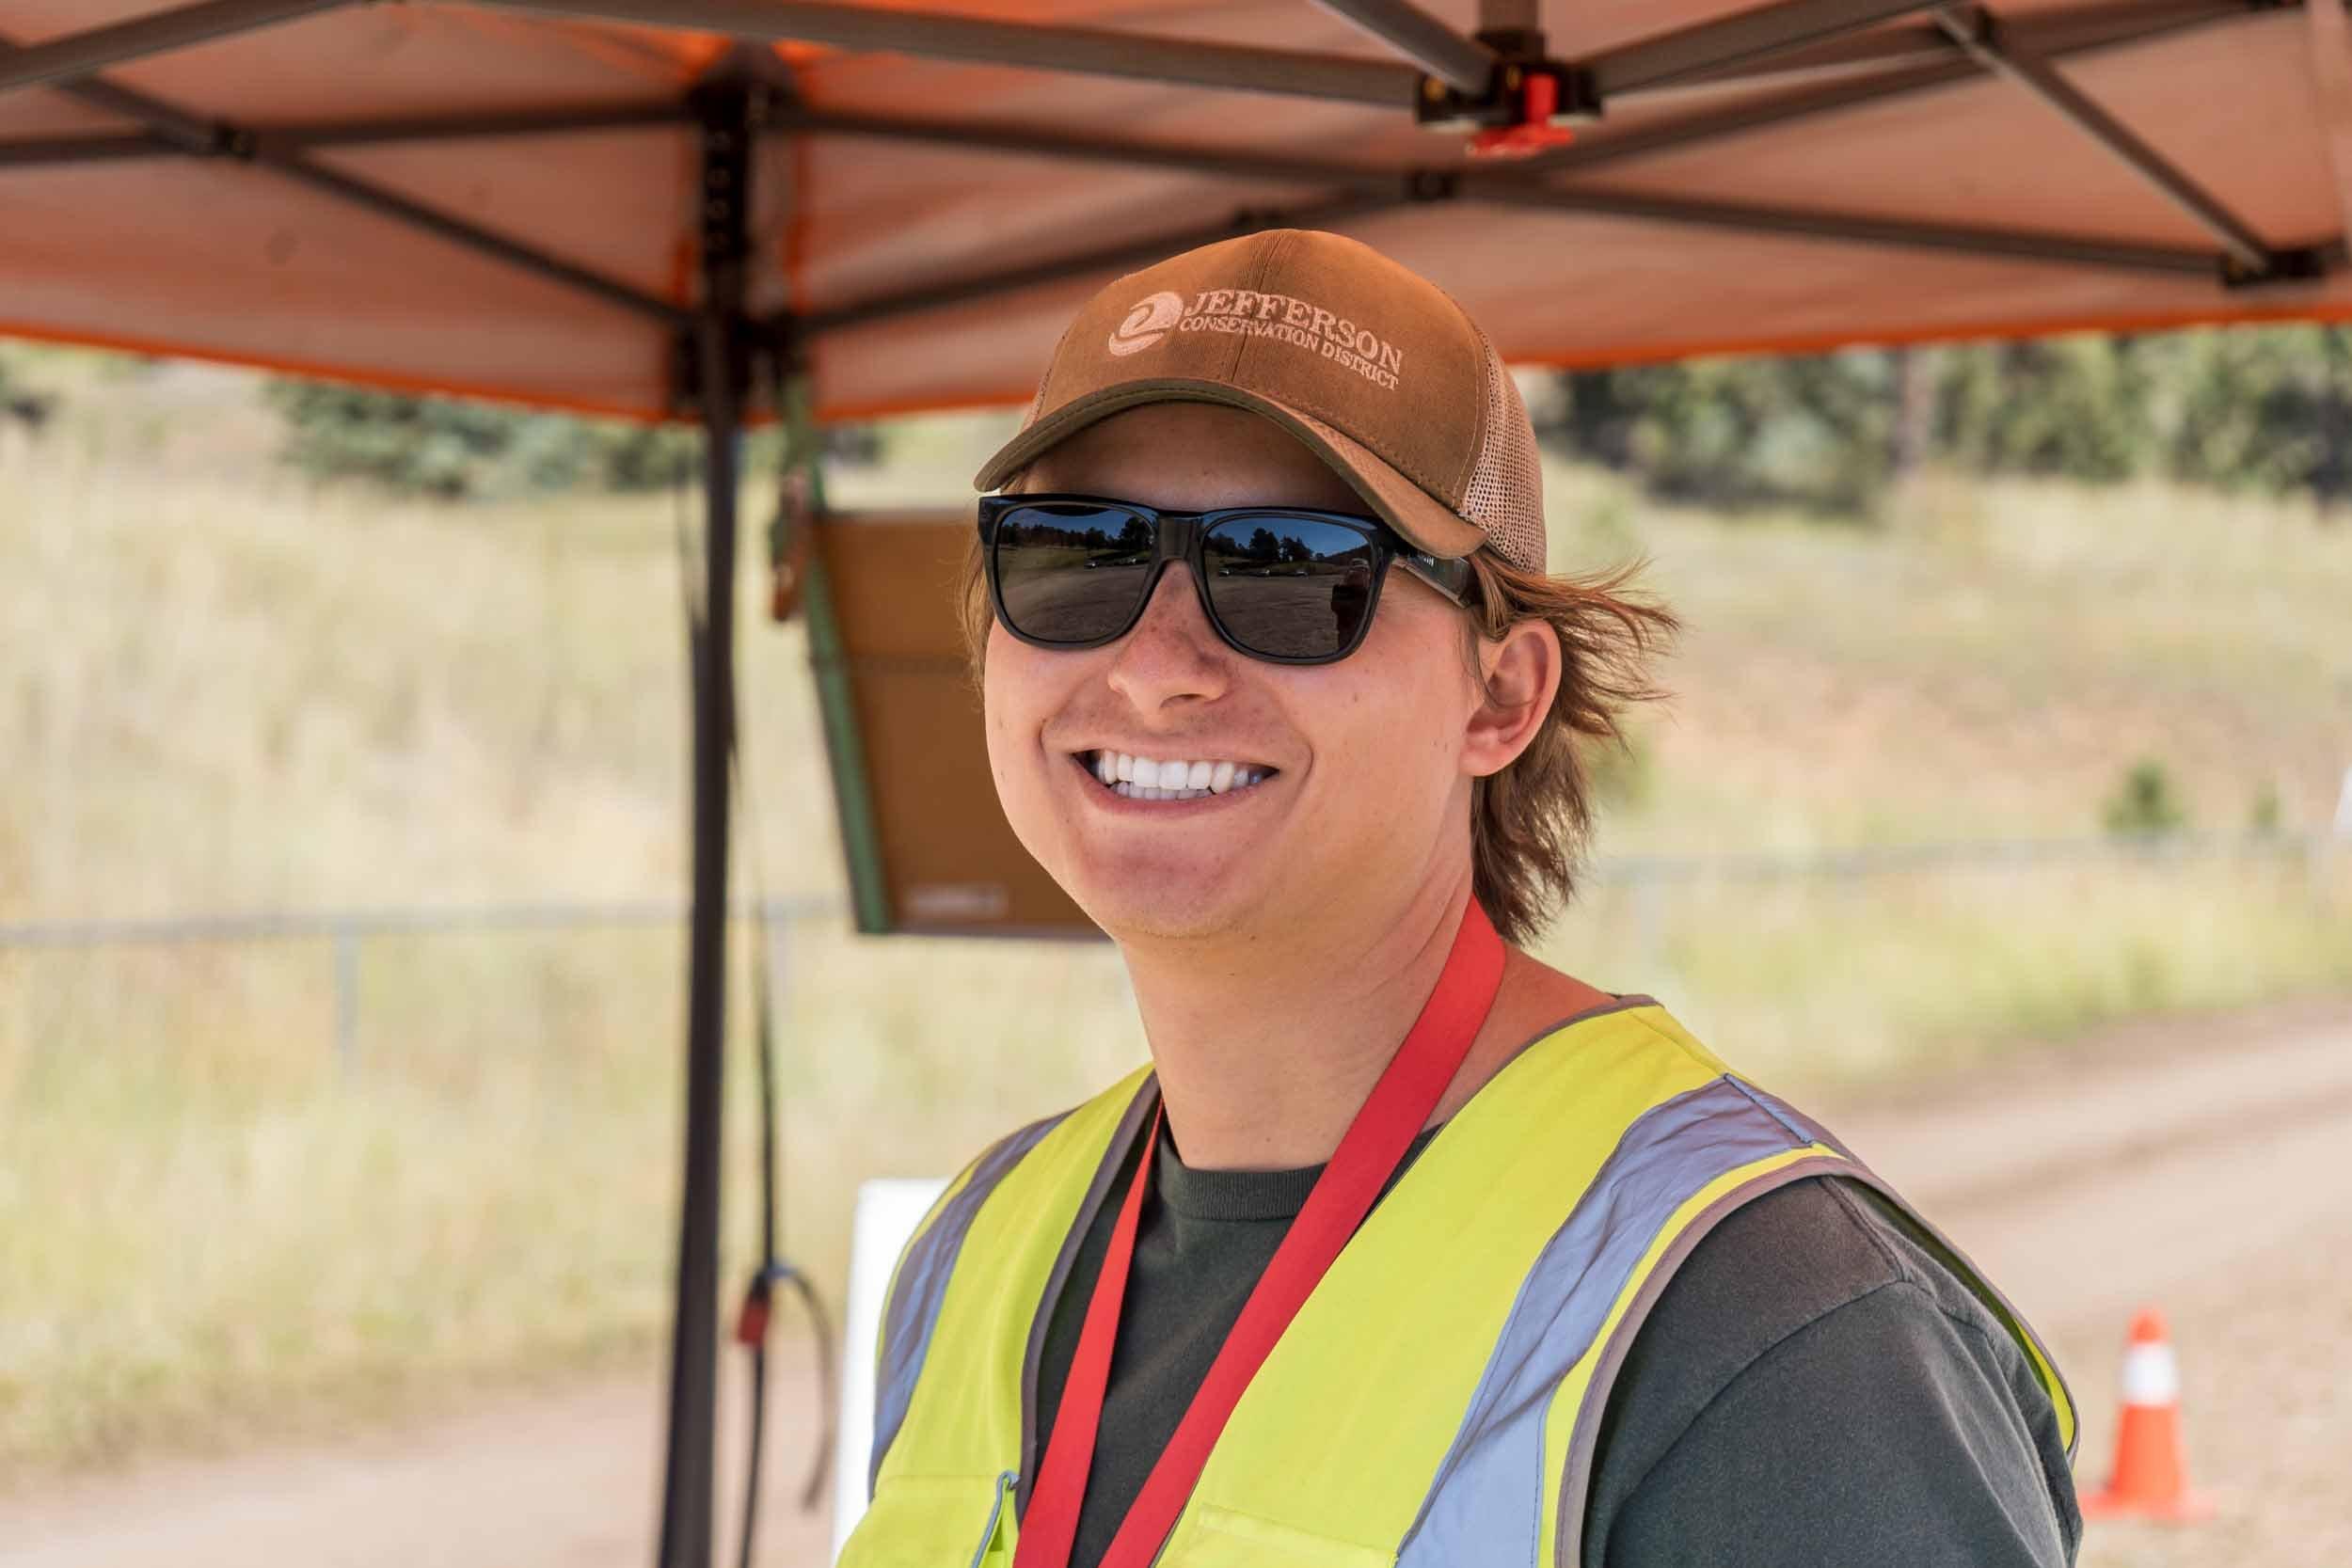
972, 379, 1488, 562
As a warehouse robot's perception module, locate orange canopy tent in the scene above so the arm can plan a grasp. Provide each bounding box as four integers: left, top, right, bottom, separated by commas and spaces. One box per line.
8, 2, 2351, 1563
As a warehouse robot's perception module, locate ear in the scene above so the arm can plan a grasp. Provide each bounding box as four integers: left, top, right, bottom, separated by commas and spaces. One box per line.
1463, 618, 1560, 778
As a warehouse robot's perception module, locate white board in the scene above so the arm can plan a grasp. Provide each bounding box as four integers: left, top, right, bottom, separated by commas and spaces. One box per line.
830, 1176, 951, 1565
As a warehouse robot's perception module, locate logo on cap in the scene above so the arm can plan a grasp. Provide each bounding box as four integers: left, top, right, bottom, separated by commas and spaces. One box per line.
1107, 292, 1185, 357
1101, 284, 1405, 390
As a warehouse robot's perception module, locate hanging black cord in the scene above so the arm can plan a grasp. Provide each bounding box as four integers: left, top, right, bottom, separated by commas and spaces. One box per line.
670, 420, 836, 1568
733, 928, 839, 1562
714, 372, 835, 1568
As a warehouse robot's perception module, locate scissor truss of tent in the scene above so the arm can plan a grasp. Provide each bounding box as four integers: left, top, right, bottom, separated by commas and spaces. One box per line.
9, 5, 2352, 1567
8, 0, 2352, 422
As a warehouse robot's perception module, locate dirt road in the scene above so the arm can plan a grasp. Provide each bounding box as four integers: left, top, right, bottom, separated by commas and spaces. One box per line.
6, 1000, 2347, 1567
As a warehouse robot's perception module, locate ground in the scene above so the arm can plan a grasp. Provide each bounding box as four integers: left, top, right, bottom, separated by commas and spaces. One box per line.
2, 998, 2344, 1567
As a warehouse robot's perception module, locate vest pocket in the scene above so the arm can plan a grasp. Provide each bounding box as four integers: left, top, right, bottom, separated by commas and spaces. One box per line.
1157, 1502, 1396, 1568
835, 1471, 1016, 1568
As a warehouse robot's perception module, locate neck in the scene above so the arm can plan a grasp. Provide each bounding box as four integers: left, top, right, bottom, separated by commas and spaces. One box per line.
1119, 873, 1481, 1171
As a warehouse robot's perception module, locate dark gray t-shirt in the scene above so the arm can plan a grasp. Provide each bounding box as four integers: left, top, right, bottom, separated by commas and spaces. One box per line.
1030, 1121, 2080, 1567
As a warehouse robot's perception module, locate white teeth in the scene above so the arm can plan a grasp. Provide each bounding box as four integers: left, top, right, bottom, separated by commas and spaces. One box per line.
1096, 753, 1274, 801
1112, 781, 1232, 801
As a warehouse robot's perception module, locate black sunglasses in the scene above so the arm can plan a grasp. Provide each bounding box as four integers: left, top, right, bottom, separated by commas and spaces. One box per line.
978, 493, 1474, 665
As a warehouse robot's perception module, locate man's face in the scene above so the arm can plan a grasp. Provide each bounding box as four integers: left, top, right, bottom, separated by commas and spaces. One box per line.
982, 402, 1486, 943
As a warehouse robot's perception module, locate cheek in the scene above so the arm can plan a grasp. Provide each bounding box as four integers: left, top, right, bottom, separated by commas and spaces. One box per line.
1311, 610, 1474, 805
980, 627, 1030, 775
1321, 686, 1461, 796
981, 628, 1071, 800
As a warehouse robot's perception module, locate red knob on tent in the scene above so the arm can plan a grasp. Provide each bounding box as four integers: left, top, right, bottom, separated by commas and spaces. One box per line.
1470, 73, 1576, 159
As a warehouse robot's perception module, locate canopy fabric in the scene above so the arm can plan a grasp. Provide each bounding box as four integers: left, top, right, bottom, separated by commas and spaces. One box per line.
7, 0, 2352, 425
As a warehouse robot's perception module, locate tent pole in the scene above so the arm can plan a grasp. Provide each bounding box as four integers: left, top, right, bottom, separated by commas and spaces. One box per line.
658, 73, 760, 1568
0, 0, 345, 100
1309, 0, 1494, 93
1590, 0, 1936, 96
494, 0, 1935, 108
1470, 182, 2223, 276
803, 192, 1403, 336
487, 0, 1416, 107
797, 182, 2236, 341
1929, 3, 2273, 277
0, 40, 688, 326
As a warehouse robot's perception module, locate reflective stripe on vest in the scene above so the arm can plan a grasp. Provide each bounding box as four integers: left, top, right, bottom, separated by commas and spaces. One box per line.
865, 1066, 1155, 1506
871, 1106, 1073, 1493
844, 1004, 2074, 1568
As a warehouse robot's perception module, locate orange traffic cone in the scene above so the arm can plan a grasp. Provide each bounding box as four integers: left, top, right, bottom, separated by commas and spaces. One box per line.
2080, 1307, 2213, 1523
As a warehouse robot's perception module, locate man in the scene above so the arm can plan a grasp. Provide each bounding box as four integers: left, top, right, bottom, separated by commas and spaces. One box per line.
841, 230, 2079, 1568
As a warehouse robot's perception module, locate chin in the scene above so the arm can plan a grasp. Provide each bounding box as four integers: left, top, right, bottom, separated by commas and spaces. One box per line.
1064, 853, 1265, 943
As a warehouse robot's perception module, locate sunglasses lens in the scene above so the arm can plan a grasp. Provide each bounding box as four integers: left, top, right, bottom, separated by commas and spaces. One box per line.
1201, 516, 1382, 659
991, 502, 1156, 643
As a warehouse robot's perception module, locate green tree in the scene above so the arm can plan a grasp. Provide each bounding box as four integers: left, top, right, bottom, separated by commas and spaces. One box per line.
262, 380, 878, 500
1934, 336, 2152, 483
0, 350, 56, 435
2161, 326, 2352, 499
1546, 349, 1897, 515
1536, 323, 2352, 514
2101, 759, 2189, 840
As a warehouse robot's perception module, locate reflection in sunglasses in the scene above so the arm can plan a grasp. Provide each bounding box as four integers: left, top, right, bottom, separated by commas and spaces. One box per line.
988, 499, 1429, 663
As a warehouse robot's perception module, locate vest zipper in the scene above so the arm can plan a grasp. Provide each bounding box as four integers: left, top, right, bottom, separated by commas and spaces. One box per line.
967, 1469, 1017, 1568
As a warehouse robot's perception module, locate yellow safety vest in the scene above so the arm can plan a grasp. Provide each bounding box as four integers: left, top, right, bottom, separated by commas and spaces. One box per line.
840, 997, 2074, 1568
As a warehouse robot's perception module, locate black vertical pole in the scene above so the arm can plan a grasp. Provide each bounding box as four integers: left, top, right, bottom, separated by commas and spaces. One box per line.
659, 73, 757, 1568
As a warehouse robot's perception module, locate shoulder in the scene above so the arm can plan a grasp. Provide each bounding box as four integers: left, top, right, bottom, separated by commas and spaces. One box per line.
1582, 1175, 2079, 1566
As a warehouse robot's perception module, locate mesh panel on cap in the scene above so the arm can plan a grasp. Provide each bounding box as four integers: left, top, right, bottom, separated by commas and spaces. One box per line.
1461, 338, 1547, 572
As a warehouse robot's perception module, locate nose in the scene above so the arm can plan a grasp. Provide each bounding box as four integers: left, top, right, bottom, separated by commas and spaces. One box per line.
1105, 563, 1232, 712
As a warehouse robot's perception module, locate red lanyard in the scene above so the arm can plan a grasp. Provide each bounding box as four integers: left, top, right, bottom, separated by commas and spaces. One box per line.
1013, 900, 1507, 1568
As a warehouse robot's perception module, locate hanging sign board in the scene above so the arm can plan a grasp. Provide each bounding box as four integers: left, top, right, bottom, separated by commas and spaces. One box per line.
802, 511, 1101, 938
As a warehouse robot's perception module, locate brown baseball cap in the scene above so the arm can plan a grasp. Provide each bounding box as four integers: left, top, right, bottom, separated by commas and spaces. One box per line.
974, 229, 1548, 573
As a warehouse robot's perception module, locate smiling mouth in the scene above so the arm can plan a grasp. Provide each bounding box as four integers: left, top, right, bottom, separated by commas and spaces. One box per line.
1075, 750, 1278, 802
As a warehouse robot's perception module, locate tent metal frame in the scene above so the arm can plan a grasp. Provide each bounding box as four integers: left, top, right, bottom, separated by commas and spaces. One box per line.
0, 35, 686, 325
1312, 0, 1497, 93
663, 74, 765, 1568
1930, 3, 2274, 274
0, 0, 2318, 316
0, 2, 2337, 1566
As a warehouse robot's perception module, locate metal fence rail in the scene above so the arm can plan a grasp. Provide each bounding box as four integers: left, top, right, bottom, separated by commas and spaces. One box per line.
0, 895, 841, 1074
1581, 829, 2347, 884
3, 833, 2342, 1073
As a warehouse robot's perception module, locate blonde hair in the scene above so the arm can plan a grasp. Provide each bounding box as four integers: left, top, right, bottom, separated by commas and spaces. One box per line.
954, 527, 1677, 944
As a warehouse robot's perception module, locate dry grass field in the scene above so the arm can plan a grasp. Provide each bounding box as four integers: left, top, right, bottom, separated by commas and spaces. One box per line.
3, 355, 2349, 1477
